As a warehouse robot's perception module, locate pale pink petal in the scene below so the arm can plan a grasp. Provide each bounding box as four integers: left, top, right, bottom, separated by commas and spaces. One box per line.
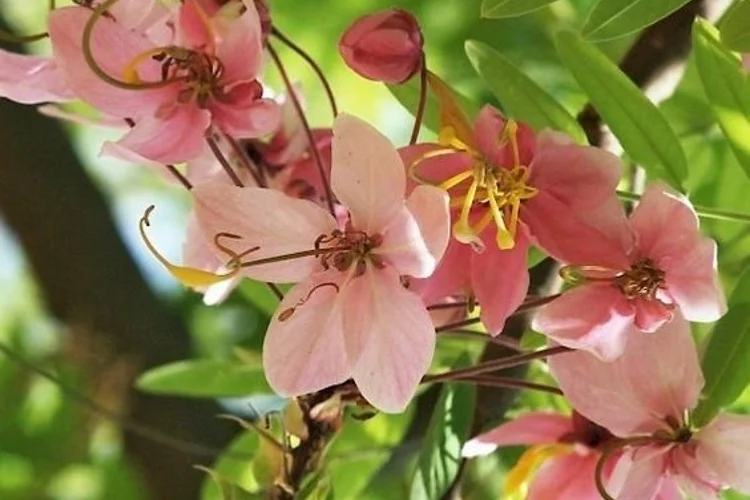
462, 412, 571, 457
405, 185, 451, 264
263, 271, 350, 397
110, 0, 169, 32
344, 267, 435, 413
662, 238, 726, 323
178, 0, 213, 49
193, 182, 337, 282
377, 207, 436, 279
331, 114, 406, 233
528, 453, 603, 500
0, 51, 74, 104
38, 105, 126, 128
610, 447, 669, 500
696, 413, 750, 494
633, 298, 674, 333
210, 96, 280, 138
215, 0, 264, 82
471, 229, 530, 335
548, 313, 703, 436
473, 105, 536, 167
671, 447, 722, 500
532, 285, 635, 361
410, 238, 471, 306
104, 105, 211, 164
48, 7, 173, 118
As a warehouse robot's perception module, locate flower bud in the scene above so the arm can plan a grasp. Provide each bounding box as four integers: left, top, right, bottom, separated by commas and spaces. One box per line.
339, 9, 423, 84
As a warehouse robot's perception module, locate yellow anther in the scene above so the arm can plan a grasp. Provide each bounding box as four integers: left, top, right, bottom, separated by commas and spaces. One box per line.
139, 206, 239, 288
505, 444, 569, 498
438, 169, 473, 191
452, 178, 483, 249
504, 119, 522, 168
487, 186, 515, 250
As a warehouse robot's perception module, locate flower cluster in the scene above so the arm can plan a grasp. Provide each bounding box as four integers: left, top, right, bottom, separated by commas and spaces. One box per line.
2, 1, 743, 498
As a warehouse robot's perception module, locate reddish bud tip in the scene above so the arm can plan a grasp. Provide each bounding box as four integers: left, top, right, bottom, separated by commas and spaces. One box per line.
338, 9, 424, 84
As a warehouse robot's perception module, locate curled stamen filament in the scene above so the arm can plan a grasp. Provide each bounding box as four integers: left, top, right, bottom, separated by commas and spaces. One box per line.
278, 282, 340, 321
140, 206, 243, 287
559, 265, 623, 285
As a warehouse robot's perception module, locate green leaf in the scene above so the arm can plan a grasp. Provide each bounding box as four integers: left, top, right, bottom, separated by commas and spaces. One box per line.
201, 432, 259, 500
480, 0, 559, 18
410, 362, 476, 500
693, 19, 750, 182
199, 464, 261, 500
136, 359, 271, 398
694, 267, 750, 426
238, 280, 284, 318
388, 78, 479, 136
582, 0, 691, 41
555, 30, 687, 189
719, 0, 750, 52
465, 40, 586, 143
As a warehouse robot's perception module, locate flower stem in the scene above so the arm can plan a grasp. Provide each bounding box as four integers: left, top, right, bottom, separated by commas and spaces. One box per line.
206, 135, 244, 188
239, 246, 350, 269
0, 30, 48, 43
222, 132, 266, 188
267, 43, 337, 217
409, 58, 428, 145
439, 329, 524, 352
617, 190, 750, 223
271, 28, 338, 119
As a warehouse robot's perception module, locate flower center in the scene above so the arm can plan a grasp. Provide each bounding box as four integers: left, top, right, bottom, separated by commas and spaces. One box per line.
315, 223, 383, 276
424, 119, 538, 251
614, 258, 665, 301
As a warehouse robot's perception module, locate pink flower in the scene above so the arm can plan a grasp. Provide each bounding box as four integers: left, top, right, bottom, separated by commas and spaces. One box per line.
339, 9, 424, 84
401, 104, 626, 334
549, 314, 750, 499
533, 182, 726, 360
462, 411, 618, 499
48, 0, 279, 164
191, 114, 450, 412
0, 51, 74, 104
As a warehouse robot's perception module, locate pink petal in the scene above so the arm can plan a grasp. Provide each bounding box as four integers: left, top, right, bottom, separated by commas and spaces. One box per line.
410, 237, 472, 306
662, 238, 726, 323
0, 51, 74, 104
528, 453, 603, 500
399, 144, 474, 191
110, 0, 169, 32
462, 412, 572, 457
471, 230, 530, 335
633, 298, 674, 333
532, 285, 635, 361
473, 105, 536, 168
178, 0, 214, 49
214, 0, 264, 82
696, 413, 750, 494
193, 182, 337, 283
331, 114, 406, 233
378, 206, 436, 279
48, 7, 173, 118
105, 105, 210, 164
671, 447, 722, 500
344, 267, 435, 413
210, 96, 281, 138
548, 313, 703, 437
610, 447, 669, 500
405, 185, 451, 264
263, 271, 350, 397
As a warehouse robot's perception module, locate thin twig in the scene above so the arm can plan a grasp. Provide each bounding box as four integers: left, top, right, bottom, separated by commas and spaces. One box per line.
409, 58, 428, 145
206, 135, 244, 188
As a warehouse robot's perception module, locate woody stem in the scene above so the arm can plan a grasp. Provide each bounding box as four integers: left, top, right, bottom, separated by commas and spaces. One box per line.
409, 58, 428, 145
239, 245, 351, 269
206, 135, 244, 188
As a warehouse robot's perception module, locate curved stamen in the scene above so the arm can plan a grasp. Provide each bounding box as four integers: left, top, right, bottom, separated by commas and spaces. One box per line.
407, 147, 459, 186
452, 178, 481, 247
594, 436, 659, 500
487, 180, 514, 250
277, 282, 340, 321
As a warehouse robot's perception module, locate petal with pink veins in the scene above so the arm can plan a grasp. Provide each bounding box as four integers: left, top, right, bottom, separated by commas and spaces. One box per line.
532, 285, 634, 361
473, 105, 536, 168
104, 105, 211, 164
0, 51, 74, 104
609, 446, 669, 500
210, 96, 280, 138
696, 413, 750, 494
405, 185, 451, 264
193, 182, 337, 283
344, 267, 435, 413
263, 271, 350, 397
471, 229, 530, 335
528, 453, 603, 500
377, 206, 435, 279
462, 412, 572, 457
633, 298, 674, 332
215, 0, 264, 82
331, 114, 406, 233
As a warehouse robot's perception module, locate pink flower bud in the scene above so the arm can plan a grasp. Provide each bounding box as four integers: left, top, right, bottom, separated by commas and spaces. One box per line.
339, 9, 424, 84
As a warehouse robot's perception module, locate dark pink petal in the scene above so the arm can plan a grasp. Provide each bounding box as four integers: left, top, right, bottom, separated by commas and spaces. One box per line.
410, 237, 471, 306
104, 105, 211, 164
532, 285, 635, 361
48, 7, 173, 118
178, 0, 214, 50
470, 229, 530, 335
473, 105, 535, 168
193, 182, 337, 283
633, 298, 673, 333
399, 143, 474, 192
528, 453, 603, 500
462, 412, 572, 457
344, 267, 435, 413
263, 271, 350, 397
0, 51, 74, 104
331, 114, 406, 233
214, 0, 264, 82
210, 96, 281, 138
696, 413, 750, 494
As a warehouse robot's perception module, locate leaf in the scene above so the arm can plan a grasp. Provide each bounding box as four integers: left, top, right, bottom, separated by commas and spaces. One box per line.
199, 465, 261, 500
481, 0, 559, 19
410, 361, 476, 500
238, 280, 284, 317
555, 30, 687, 189
719, 0, 750, 52
694, 267, 750, 426
465, 40, 586, 143
582, 0, 691, 41
136, 359, 271, 398
693, 19, 750, 182
387, 75, 479, 136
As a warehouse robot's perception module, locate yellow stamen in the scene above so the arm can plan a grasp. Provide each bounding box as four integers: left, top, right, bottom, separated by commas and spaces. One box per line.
408, 148, 460, 186
505, 119, 521, 167
487, 183, 515, 250
439, 169, 474, 191
452, 178, 480, 245
505, 444, 570, 499
123, 47, 175, 83
139, 206, 238, 288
